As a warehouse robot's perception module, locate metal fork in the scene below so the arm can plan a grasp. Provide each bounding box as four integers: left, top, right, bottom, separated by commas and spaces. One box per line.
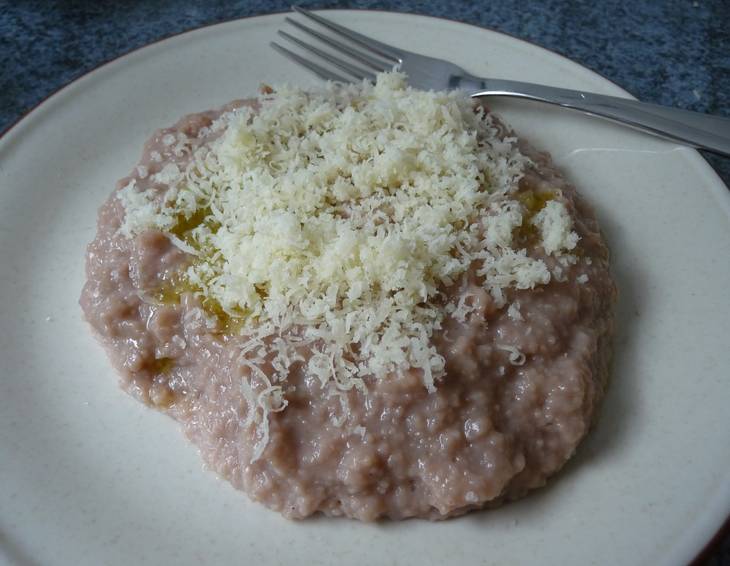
271, 7, 730, 158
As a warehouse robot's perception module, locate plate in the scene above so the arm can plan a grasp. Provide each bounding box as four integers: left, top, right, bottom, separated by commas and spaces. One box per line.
1, 10, 729, 566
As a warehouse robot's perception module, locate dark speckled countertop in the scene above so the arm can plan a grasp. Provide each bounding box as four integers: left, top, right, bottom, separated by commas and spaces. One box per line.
1, 1, 728, 564
2, 0, 729, 187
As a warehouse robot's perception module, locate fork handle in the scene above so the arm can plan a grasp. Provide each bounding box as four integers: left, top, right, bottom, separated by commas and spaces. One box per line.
468, 78, 730, 157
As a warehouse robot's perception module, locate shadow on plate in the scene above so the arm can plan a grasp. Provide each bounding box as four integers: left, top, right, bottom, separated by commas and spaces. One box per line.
0, 525, 44, 566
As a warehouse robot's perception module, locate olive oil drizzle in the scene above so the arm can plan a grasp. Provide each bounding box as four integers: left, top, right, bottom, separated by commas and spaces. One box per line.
152, 205, 245, 335
515, 189, 555, 244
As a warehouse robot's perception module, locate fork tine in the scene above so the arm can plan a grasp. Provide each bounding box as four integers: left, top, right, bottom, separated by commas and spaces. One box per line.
291, 6, 402, 63
277, 31, 376, 82
285, 17, 391, 73
270, 42, 351, 83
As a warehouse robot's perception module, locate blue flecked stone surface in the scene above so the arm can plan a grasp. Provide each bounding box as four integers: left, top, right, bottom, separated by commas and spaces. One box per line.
1, 0, 729, 186
0, 1, 728, 564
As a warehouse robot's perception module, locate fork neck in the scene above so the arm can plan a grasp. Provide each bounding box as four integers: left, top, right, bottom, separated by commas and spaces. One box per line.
450, 73, 488, 92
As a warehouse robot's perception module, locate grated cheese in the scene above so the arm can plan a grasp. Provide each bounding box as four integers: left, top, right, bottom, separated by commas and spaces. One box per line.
117, 180, 175, 238
448, 292, 480, 323
507, 301, 523, 322
496, 344, 526, 366
118, 72, 580, 458
532, 200, 580, 255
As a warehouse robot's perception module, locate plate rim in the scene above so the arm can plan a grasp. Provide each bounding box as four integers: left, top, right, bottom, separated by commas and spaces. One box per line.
1, 9, 728, 565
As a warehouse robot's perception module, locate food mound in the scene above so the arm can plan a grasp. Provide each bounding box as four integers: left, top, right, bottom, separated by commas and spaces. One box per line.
80, 73, 616, 520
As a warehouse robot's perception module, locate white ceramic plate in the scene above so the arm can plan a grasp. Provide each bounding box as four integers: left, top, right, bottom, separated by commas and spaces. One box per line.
1, 10, 729, 566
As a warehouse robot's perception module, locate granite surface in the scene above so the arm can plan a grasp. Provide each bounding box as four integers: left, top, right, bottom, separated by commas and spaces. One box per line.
0, 0, 728, 564
2, 0, 729, 186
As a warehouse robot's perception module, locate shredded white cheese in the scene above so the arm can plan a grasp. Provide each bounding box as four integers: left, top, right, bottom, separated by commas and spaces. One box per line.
496, 344, 526, 366
117, 180, 175, 238
118, 72, 580, 458
507, 301, 523, 322
448, 292, 480, 323
532, 200, 580, 255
